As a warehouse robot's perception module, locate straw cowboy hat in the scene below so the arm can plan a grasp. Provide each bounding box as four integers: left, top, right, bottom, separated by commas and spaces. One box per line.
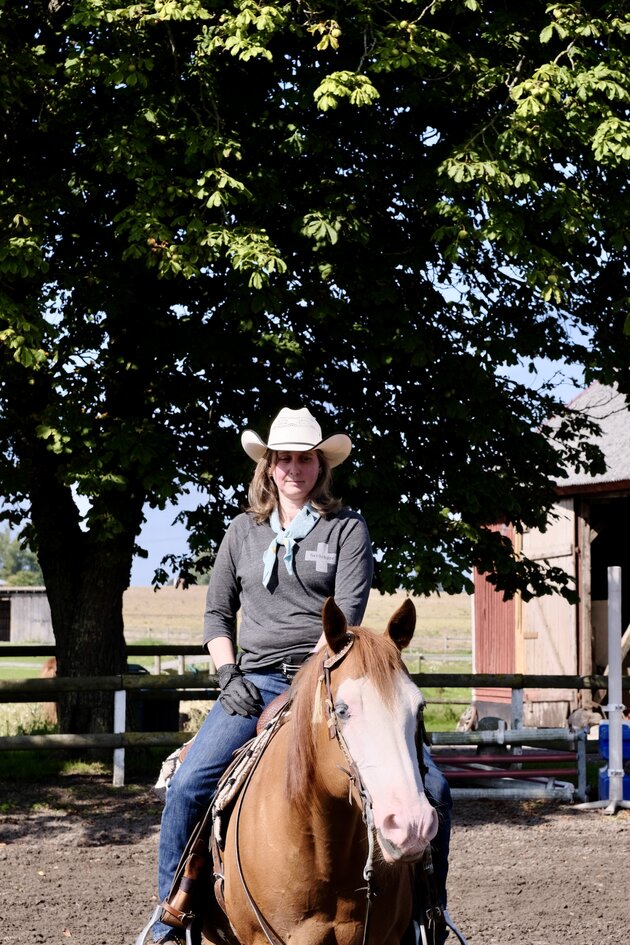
241, 407, 352, 468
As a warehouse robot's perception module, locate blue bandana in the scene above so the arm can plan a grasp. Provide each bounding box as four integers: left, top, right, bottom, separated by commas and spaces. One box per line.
262, 503, 320, 588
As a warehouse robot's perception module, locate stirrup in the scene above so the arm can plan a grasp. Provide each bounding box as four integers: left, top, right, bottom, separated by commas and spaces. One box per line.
417, 908, 469, 945
133, 905, 195, 945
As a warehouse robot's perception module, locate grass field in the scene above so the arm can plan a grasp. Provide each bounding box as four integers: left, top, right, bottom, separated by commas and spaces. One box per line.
122, 584, 473, 648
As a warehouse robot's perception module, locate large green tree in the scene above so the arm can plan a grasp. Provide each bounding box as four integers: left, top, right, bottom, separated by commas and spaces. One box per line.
0, 0, 628, 731
0, 527, 44, 585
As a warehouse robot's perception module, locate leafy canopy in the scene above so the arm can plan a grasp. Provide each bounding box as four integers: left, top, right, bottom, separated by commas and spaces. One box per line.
0, 0, 628, 606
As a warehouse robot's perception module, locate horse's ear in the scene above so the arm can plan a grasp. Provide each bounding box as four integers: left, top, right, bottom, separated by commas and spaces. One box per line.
322, 597, 350, 654
385, 598, 416, 651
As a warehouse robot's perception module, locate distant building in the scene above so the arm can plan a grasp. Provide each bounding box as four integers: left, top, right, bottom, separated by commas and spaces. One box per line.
473, 383, 630, 726
0, 586, 53, 643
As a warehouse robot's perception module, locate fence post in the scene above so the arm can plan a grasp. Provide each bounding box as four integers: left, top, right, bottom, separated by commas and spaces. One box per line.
113, 689, 126, 787
511, 688, 524, 762
511, 687, 524, 728
576, 728, 588, 802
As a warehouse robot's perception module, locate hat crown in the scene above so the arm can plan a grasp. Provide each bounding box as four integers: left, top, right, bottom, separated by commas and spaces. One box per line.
267, 408, 322, 449
241, 405, 352, 468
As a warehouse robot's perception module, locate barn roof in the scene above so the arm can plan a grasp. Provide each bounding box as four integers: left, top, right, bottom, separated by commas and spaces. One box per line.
555, 382, 630, 492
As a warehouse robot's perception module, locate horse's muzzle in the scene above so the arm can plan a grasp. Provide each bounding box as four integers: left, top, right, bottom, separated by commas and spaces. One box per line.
376, 829, 431, 864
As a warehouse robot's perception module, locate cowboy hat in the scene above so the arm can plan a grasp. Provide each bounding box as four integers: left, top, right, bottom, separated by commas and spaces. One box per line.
241, 407, 352, 468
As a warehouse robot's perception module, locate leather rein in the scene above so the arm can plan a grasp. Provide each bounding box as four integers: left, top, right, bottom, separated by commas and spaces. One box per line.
233, 632, 379, 945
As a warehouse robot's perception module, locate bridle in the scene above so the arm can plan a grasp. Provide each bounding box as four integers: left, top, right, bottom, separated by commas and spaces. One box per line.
320, 632, 377, 945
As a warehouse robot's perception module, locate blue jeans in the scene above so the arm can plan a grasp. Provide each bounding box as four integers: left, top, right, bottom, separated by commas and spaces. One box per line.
152, 674, 452, 942
422, 747, 452, 908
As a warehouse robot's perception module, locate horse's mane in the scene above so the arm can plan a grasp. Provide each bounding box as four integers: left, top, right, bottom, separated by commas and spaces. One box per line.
286, 626, 404, 811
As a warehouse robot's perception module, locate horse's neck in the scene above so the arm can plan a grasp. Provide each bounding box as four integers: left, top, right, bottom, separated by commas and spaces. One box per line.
271, 720, 366, 852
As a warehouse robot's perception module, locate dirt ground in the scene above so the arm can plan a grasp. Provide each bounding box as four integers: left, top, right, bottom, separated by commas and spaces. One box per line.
0, 775, 629, 945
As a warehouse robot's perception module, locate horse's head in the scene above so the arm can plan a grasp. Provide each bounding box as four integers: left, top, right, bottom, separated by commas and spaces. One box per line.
289, 597, 438, 865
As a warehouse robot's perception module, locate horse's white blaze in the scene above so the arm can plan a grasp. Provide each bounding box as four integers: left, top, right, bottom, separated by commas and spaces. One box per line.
335, 672, 438, 863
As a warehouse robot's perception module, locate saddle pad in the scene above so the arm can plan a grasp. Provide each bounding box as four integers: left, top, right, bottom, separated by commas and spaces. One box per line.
211, 705, 289, 845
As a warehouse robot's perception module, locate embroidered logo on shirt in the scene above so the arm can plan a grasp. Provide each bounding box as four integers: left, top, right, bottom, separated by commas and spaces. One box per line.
304, 543, 336, 573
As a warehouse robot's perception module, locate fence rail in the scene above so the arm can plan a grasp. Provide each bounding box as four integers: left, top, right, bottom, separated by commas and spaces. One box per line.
2, 645, 626, 791
1, 671, 627, 698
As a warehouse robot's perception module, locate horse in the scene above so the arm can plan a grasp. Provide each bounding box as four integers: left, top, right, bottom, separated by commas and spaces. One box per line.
202, 596, 438, 945
40, 656, 58, 726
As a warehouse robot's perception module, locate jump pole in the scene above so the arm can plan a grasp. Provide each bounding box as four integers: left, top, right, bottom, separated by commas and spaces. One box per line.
575, 565, 630, 813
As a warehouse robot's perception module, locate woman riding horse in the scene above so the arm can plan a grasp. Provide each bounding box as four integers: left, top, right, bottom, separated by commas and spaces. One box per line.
137, 406, 452, 945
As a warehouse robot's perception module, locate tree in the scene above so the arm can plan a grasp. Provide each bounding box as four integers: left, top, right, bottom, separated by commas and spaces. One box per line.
0, 527, 44, 585
0, 1, 628, 732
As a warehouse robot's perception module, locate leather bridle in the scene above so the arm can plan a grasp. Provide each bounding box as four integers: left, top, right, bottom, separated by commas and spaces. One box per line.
321, 634, 377, 945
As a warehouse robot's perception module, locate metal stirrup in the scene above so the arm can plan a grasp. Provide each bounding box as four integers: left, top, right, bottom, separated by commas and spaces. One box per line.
133, 905, 194, 945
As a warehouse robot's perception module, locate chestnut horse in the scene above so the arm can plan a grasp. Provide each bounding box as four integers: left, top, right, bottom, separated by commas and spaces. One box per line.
203, 596, 437, 945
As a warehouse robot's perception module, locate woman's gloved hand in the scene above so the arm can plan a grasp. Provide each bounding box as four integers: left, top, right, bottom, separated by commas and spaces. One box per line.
217, 663, 263, 717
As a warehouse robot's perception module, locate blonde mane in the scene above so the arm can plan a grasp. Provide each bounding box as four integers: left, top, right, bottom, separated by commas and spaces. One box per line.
285, 626, 405, 810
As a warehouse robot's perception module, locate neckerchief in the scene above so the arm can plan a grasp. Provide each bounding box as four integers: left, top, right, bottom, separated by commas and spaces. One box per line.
262, 503, 320, 588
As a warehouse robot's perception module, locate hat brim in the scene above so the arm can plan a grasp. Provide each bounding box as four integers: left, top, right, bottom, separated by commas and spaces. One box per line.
241, 431, 352, 468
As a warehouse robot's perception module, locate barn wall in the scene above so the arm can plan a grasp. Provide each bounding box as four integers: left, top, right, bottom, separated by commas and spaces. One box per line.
2, 589, 54, 643
585, 495, 630, 713
473, 503, 582, 727
520, 498, 578, 726
473, 524, 516, 716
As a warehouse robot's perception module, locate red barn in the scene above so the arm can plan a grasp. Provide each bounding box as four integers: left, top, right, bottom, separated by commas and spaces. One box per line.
473, 383, 630, 727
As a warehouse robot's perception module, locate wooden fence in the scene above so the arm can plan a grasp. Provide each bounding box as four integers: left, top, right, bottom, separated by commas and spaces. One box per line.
2, 644, 628, 792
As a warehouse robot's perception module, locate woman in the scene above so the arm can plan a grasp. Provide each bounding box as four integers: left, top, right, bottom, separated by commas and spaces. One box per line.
143, 406, 451, 945
147, 406, 375, 945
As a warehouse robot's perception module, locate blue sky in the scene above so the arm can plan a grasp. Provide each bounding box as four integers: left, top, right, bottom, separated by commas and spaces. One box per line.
131, 491, 201, 586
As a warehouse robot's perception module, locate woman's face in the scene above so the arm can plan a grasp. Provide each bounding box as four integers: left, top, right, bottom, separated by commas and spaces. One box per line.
271, 450, 321, 506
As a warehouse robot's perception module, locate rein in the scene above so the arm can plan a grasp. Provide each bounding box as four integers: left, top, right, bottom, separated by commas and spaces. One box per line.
230, 703, 297, 945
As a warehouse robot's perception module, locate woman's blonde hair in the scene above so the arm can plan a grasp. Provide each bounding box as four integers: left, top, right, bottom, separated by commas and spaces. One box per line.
246, 450, 343, 523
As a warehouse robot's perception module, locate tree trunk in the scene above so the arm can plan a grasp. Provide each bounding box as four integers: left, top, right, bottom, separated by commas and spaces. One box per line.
24, 442, 144, 734
52, 561, 130, 734
39, 522, 141, 734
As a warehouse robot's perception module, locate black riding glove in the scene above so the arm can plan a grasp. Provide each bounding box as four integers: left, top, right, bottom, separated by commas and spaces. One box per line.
217, 663, 263, 718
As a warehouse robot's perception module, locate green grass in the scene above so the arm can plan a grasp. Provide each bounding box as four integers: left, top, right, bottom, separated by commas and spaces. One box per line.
423, 695, 471, 733
405, 654, 473, 733
0, 655, 207, 680
1, 624, 474, 778
0, 656, 47, 680
0, 750, 103, 780
0, 738, 171, 781
0, 751, 168, 781
0, 702, 54, 735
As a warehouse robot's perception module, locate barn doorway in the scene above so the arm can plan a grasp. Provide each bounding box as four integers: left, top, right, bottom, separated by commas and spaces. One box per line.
589, 496, 630, 712
0, 596, 10, 642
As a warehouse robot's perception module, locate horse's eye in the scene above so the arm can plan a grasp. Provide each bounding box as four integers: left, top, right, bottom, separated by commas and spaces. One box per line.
335, 701, 350, 721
